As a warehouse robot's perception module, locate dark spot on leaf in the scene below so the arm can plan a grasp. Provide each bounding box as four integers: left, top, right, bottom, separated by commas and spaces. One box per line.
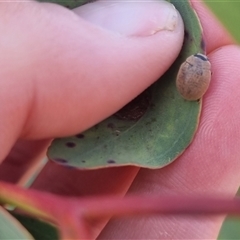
75, 134, 84, 139
81, 160, 86, 163
151, 117, 157, 122
107, 160, 116, 164
66, 142, 76, 148
201, 38, 206, 52
66, 166, 75, 169
183, 30, 193, 44
53, 158, 68, 164
107, 123, 115, 129
184, 30, 189, 39
145, 121, 151, 126
114, 88, 151, 121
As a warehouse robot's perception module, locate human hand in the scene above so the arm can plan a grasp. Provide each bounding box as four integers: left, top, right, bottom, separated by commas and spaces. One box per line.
0, 1, 239, 239
0, 1, 183, 181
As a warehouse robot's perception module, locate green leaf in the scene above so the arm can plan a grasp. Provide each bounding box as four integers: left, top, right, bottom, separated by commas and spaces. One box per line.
12, 213, 59, 240
48, 0, 205, 169
0, 207, 33, 240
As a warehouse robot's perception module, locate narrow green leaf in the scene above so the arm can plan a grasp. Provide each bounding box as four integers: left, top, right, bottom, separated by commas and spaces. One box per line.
0, 207, 33, 240
12, 213, 59, 240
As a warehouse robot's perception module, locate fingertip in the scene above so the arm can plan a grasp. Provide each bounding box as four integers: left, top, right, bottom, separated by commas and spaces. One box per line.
72, 0, 184, 84
73, 0, 184, 75
73, 0, 182, 37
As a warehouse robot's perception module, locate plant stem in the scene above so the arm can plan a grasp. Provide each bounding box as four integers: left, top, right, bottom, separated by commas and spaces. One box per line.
81, 195, 240, 218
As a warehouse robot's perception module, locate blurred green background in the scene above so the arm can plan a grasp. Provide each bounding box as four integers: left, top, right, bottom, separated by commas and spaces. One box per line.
205, 0, 240, 42
203, 1, 240, 239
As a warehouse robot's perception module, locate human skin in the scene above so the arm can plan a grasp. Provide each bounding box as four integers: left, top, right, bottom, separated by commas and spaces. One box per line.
0, 0, 240, 239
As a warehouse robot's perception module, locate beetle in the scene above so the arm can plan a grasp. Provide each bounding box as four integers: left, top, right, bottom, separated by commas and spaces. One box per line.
176, 53, 211, 101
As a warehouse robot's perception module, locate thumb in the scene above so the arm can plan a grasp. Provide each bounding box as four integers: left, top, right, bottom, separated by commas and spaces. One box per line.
27, 0, 184, 138
0, 1, 183, 158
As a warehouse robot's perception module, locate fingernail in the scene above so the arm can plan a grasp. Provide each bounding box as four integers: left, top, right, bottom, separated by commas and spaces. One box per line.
73, 0, 179, 37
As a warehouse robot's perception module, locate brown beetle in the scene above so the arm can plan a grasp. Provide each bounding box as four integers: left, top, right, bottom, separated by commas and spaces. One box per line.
176, 53, 211, 101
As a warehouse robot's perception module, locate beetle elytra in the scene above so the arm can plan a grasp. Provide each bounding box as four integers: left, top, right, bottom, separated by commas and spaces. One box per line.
176, 53, 211, 101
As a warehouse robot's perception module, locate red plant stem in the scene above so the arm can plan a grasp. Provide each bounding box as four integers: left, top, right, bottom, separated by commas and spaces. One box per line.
0, 181, 54, 221
1, 181, 240, 219
80, 195, 240, 219
58, 213, 92, 240
0, 181, 92, 239
1, 181, 240, 240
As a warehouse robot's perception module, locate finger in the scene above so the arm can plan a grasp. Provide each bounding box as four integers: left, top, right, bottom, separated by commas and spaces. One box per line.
0, 0, 183, 162
98, 45, 240, 239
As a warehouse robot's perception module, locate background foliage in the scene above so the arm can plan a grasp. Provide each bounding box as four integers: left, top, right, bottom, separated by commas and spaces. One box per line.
205, 0, 240, 43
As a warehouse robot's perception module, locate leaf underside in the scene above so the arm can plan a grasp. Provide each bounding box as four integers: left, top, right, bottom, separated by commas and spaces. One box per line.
48, 0, 205, 169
